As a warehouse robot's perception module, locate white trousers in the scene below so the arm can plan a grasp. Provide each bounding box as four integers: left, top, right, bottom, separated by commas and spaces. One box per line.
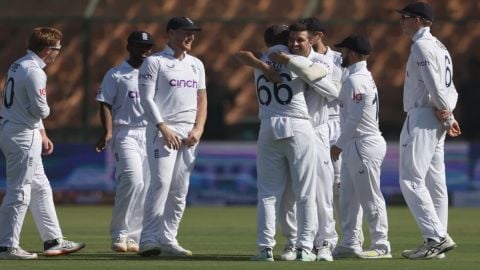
141, 123, 197, 246
339, 135, 390, 252
328, 117, 364, 249
400, 108, 448, 242
110, 126, 149, 242
0, 120, 62, 247
312, 124, 338, 248
256, 118, 316, 252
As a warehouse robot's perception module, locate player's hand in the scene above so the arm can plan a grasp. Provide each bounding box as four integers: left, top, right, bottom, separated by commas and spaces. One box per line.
434, 109, 451, 121
95, 133, 112, 152
158, 123, 182, 150
447, 120, 462, 137
42, 135, 54, 156
268, 52, 291, 65
260, 63, 282, 83
184, 127, 204, 147
330, 145, 342, 161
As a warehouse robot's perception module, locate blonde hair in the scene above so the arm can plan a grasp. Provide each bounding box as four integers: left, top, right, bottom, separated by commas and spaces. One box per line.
28, 27, 63, 53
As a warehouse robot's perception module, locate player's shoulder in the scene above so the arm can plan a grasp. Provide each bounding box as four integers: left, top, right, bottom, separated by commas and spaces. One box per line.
185, 53, 204, 66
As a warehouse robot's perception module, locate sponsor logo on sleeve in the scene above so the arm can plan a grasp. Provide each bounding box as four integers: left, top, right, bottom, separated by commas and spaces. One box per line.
38, 88, 46, 96
417, 60, 429, 67
352, 92, 363, 103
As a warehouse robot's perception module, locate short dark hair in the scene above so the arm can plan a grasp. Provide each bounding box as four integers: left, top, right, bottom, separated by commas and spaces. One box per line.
264, 25, 289, 47
288, 22, 308, 32
28, 27, 62, 54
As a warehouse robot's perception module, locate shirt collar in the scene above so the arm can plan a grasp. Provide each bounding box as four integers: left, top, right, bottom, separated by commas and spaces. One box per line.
163, 44, 186, 59
26, 49, 46, 69
412, 26, 431, 42
347, 60, 367, 74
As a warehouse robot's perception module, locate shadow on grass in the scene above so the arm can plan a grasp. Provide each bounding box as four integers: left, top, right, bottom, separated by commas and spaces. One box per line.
35, 253, 252, 261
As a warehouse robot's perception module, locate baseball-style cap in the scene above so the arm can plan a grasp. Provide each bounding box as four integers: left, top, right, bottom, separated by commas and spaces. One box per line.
166, 16, 201, 31
301, 17, 327, 33
127, 31, 155, 45
334, 35, 371, 55
264, 24, 289, 47
396, 2, 434, 21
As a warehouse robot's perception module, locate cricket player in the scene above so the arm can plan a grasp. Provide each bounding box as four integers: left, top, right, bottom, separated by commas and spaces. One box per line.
95, 30, 154, 253
302, 17, 365, 259
0, 27, 84, 260
137, 16, 207, 257
331, 35, 392, 259
252, 24, 339, 262
396, 2, 460, 259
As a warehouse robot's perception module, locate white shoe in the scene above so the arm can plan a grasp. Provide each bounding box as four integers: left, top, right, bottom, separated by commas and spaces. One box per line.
280, 246, 296, 261
404, 236, 457, 260
111, 237, 127, 252
316, 241, 334, 261
251, 248, 274, 262
126, 239, 139, 253
138, 243, 161, 257
160, 244, 192, 256
357, 249, 392, 259
43, 238, 85, 256
0, 247, 38, 260
332, 245, 362, 259
296, 249, 316, 262
402, 249, 446, 259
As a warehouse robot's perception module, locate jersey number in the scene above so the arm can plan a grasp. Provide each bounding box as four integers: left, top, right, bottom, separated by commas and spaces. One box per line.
444, 55, 452, 87
256, 73, 293, 106
2, 77, 14, 109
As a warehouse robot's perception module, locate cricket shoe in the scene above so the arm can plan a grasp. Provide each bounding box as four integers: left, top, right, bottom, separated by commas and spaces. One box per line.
316, 241, 334, 261
332, 245, 362, 259
43, 238, 85, 256
402, 249, 446, 259
357, 249, 392, 259
280, 246, 296, 261
296, 248, 316, 262
138, 243, 161, 257
0, 246, 38, 260
111, 237, 127, 252
126, 239, 139, 253
160, 244, 192, 256
403, 235, 457, 260
251, 247, 274, 262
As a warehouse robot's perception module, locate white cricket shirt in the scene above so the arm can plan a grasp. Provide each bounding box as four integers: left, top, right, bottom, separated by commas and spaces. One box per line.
254, 45, 310, 120
96, 60, 147, 127
403, 27, 458, 113
336, 61, 381, 149
305, 49, 337, 127
0, 50, 50, 129
139, 45, 206, 125
325, 46, 344, 118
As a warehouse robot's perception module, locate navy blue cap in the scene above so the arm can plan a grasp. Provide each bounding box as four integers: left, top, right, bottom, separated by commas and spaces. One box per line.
396, 2, 434, 21
166, 16, 201, 31
335, 35, 371, 55
128, 31, 155, 45
264, 24, 289, 47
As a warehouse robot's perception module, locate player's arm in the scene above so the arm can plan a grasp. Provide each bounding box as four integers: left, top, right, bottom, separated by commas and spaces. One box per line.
39, 127, 54, 156
269, 52, 338, 100
235, 50, 282, 83
139, 57, 182, 150
413, 44, 454, 126
25, 67, 50, 119
95, 102, 113, 152
333, 80, 365, 150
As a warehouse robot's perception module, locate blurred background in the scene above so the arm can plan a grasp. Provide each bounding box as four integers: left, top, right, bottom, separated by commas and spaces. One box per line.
1, 0, 479, 206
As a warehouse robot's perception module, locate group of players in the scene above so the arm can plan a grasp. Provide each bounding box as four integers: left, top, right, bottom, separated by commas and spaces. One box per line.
238, 1, 461, 262
0, 1, 461, 262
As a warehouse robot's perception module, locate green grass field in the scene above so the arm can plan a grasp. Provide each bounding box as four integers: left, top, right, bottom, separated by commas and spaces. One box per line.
2, 206, 479, 269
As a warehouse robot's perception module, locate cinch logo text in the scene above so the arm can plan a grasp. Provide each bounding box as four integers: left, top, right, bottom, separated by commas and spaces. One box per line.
169, 79, 198, 88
